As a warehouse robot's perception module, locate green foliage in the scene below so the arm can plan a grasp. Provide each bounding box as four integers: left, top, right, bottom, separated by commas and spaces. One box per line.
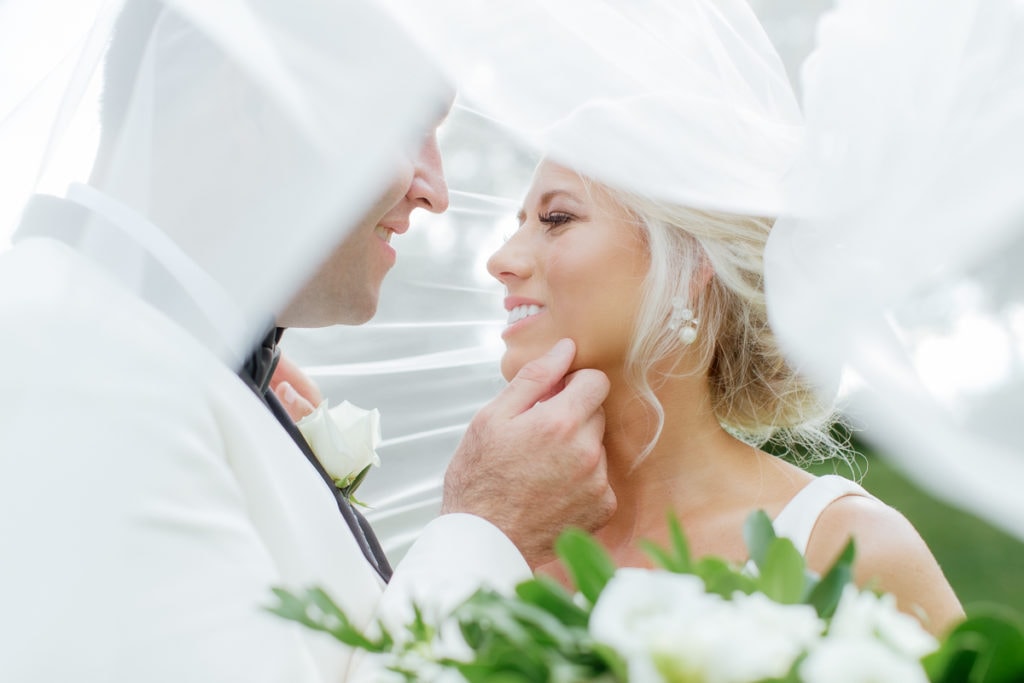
923, 607, 1024, 683
266, 586, 393, 652
555, 529, 617, 606
639, 515, 692, 574
268, 510, 1024, 683
805, 540, 854, 619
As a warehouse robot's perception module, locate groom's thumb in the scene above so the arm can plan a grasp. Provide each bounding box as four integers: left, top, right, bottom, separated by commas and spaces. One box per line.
497, 338, 576, 416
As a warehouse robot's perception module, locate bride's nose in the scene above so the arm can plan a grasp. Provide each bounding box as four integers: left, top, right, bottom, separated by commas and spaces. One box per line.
487, 230, 532, 284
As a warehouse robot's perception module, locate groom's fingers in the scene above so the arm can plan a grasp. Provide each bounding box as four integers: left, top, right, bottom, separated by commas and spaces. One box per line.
270, 354, 324, 407
540, 368, 610, 426
274, 381, 316, 422
493, 338, 577, 417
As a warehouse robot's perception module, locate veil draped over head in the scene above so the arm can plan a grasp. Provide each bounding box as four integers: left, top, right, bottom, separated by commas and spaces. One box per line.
286, 0, 813, 558
327, 0, 1024, 554
1, 0, 450, 364
766, 0, 1024, 541
6, 0, 1024, 557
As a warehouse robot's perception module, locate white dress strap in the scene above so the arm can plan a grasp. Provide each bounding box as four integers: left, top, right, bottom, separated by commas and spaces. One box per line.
771, 475, 874, 556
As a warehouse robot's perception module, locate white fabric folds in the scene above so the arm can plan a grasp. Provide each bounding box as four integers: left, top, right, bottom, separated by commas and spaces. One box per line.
766, 0, 1024, 540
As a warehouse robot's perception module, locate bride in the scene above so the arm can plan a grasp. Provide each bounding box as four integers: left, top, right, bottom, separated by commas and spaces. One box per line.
266, 0, 971, 636
489, 156, 963, 636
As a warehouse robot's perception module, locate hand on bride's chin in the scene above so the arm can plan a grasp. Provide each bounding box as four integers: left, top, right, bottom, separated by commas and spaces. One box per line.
501, 344, 579, 384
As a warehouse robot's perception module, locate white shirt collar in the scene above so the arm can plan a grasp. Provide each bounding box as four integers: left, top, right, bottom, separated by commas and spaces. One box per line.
65, 183, 262, 365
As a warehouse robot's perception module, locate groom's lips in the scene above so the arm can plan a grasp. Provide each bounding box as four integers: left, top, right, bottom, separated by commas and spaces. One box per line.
376, 222, 409, 243
381, 222, 409, 236
374, 222, 409, 261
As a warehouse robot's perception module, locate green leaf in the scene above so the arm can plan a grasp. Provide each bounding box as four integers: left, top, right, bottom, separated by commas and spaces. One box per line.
805, 539, 855, 618
555, 528, 617, 606
265, 586, 391, 652
641, 514, 693, 574
515, 576, 591, 628
265, 586, 317, 626
756, 537, 807, 604
743, 509, 776, 569
694, 556, 756, 598
923, 607, 1024, 683
339, 464, 374, 506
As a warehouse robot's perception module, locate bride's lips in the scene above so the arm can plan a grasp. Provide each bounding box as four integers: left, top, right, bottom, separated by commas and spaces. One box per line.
502, 296, 546, 337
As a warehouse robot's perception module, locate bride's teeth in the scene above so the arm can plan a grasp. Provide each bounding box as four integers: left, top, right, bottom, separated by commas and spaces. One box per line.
374, 225, 393, 243
507, 304, 543, 325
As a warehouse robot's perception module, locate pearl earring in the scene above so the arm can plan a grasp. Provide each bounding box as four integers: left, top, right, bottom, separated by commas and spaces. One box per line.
668, 297, 699, 345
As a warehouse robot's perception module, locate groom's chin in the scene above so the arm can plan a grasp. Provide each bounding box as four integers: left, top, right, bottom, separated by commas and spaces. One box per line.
278, 292, 379, 329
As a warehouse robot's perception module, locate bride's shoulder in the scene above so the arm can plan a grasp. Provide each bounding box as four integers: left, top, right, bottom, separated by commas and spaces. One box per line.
807, 491, 963, 634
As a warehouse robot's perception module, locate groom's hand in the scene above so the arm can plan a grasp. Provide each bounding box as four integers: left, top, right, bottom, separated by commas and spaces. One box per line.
442, 338, 615, 569
270, 355, 322, 422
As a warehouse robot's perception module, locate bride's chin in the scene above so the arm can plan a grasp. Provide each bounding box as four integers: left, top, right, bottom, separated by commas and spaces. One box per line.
497, 348, 532, 378
499, 354, 521, 383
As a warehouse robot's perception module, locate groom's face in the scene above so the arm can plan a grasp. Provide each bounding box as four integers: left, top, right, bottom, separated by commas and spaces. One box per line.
279, 119, 449, 328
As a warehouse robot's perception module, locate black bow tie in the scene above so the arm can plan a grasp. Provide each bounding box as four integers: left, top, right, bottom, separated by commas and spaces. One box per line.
242, 327, 285, 394
239, 327, 393, 582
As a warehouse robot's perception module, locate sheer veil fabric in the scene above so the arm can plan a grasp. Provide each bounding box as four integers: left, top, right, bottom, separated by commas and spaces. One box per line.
325, 0, 1024, 555
2, 0, 451, 363
4, 0, 1024, 559
766, 0, 1024, 541
290, 0, 815, 559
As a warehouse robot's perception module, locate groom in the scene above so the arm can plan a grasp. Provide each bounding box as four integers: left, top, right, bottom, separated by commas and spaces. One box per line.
0, 2, 613, 682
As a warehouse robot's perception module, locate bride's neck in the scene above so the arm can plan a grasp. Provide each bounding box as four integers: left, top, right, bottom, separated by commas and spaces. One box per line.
597, 370, 740, 545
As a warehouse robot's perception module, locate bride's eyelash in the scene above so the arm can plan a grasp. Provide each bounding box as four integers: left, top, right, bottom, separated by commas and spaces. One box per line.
539, 211, 574, 228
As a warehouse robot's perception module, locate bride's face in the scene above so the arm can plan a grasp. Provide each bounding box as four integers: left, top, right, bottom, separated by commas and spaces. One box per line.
488, 160, 649, 380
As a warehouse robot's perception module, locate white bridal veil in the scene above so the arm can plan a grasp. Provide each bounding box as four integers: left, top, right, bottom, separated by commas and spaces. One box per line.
1, 0, 450, 363
336, 0, 1024, 554
3, 0, 1024, 555
766, 0, 1024, 540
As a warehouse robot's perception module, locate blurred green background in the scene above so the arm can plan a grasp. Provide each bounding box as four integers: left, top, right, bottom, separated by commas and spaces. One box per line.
805, 442, 1024, 616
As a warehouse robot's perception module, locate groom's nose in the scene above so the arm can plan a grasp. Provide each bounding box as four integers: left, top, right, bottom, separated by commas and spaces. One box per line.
407, 133, 449, 213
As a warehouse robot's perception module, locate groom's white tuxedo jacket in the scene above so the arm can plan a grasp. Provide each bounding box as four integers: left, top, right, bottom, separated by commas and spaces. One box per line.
0, 191, 529, 682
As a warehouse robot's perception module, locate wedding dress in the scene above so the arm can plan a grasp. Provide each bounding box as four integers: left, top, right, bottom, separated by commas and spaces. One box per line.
771, 475, 873, 556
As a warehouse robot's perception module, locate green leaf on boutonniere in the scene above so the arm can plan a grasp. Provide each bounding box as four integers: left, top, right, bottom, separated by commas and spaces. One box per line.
336, 464, 373, 506
555, 528, 616, 606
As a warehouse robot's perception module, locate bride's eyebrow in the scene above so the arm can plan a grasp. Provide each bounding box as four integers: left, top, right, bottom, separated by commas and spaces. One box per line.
516, 189, 580, 225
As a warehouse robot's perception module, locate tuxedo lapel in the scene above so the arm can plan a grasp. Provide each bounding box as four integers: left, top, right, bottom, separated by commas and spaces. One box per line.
239, 329, 393, 583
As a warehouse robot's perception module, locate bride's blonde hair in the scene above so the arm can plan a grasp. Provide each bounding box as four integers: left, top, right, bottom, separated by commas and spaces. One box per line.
592, 180, 847, 464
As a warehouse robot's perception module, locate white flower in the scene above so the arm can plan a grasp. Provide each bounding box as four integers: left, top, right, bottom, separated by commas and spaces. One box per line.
800, 637, 931, 683
590, 570, 823, 683
698, 591, 822, 683
296, 400, 381, 489
828, 585, 939, 659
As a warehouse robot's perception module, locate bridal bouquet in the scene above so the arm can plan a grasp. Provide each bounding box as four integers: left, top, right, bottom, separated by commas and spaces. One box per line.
269, 513, 1024, 682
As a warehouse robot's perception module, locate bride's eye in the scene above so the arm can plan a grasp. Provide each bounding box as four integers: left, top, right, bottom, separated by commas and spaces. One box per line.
539, 212, 574, 229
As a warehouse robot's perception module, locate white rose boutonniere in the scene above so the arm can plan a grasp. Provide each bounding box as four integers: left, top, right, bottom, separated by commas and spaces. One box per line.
296, 400, 381, 504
